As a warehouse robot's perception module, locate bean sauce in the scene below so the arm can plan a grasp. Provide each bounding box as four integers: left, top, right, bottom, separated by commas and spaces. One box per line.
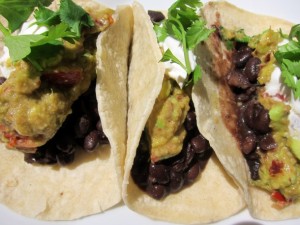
226, 42, 276, 180
131, 103, 213, 200
24, 80, 109, 166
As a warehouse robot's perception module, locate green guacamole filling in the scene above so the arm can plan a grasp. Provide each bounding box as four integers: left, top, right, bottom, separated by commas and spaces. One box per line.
146, 77, 190, 163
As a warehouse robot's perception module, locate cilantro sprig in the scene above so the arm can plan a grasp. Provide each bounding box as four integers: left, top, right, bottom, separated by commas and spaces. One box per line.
0, 0, 53, 32
154, 0, 214, 86
275, 24, 300, 99
0, 0, 94, 70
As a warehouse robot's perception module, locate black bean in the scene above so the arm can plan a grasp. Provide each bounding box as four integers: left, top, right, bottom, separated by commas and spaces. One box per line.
236, 86, 257, 102
191, 134, 208, 154
29, 148, 57, 165
146, 183, 167, 200
0, 77, 6, 85
246, 158, 260, 180
95, 120, 109, 144
148, 10, 165, 23
56, 137, 75, 154
131, 102, 212, 199
24, 153, 37, 164
169, 170, 184, 193
171, 155, 185, 172
184, 111, 197, 131
244, 101, 270, 134
56, 152, 75, 166
74, 114, 90, 138
244, 151, 260, 160
96, 120, 103, 131
23, 77, 109, 166
83, 130, 99, 152
227, 69, 251, 89
92, 106, 99, 118
259, 133, 277, 151
185, 162, 200, 184
244, 57, 261, 83
197, 147, 213, 166
98, 130, 109, 145
241, 132, 257, 155
184, 144, 195, 167
131, 150, 149, 187
233, 46, 253, 68
149, 164, 170, 184
42, 70, 82, 87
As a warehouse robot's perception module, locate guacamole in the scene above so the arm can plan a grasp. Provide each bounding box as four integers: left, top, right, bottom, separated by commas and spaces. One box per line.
0, 28, 103, 152
146, 77, 190, 162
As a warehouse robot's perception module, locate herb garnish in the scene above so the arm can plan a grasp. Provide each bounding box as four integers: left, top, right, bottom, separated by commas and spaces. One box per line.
275, 24, 300, 99
0, 0, 94, 70
154, 0, 214, 86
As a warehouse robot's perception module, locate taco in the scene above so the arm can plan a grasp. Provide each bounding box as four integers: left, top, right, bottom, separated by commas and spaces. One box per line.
122, 1, 245, 224
0, 0, 132, 220
196, 0, 300, 220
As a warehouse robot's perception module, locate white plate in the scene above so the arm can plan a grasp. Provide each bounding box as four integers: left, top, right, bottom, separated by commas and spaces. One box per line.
1, 0, 299, 225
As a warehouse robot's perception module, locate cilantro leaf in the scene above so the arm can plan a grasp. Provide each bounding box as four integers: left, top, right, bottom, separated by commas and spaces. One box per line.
0, 0, 53, 32
186, 20, 214, 50
154, 24, 168, 42
0, 0, 96, 71
282, 58, 300, 78
160, 49, 186, 70
34, 6, 60, 26
276, 40, 300, 59
32, 23, 77, 46
289, 24, 300, 41
4, 34, 44, 61
165, 19, 184, 42
280, 58, 300, 99
59, 0, 94, 36
3, 23, 77, 63
168, 0, 201, 28
154, 0, 213, 87
193, 64, 202, 84
275, 24, 300, 99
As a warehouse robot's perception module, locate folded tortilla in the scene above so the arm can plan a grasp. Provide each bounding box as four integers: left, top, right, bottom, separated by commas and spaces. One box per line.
0, 0, 132, 220
122, 2, 245, 224
196, 1, 300, 220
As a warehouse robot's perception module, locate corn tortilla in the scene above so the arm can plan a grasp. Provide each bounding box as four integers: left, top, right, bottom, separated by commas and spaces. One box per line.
197, 1, 300, 220
122, 2, 245, 224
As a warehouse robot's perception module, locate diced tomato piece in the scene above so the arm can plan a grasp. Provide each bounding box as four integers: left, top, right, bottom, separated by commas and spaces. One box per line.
271, 191, 286, 202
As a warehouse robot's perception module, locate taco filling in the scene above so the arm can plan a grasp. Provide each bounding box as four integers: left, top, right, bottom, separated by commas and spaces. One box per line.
216, 24, 300, 206
131, 1, 214, 200
0, 0, 113, 164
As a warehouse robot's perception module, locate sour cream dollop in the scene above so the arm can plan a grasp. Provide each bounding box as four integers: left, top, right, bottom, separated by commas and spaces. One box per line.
264, 61, 300, 140
159, 36, 197, 88
0, 20, 48, 78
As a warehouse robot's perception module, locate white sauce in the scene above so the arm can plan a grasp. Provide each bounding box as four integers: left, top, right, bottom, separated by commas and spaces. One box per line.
264, 49, 300, 140
0, 47, 13, 78
159, 36, 197, 88
18, 21, 48, 35
0, 20, 48, 78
